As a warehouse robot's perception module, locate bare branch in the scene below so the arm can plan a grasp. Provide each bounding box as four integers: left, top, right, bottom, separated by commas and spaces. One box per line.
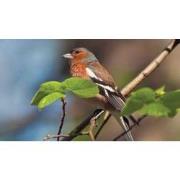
121, 39, 178, 96
57, 99, 66, 141
88, 119, 96, 140
60, 109, 104, 141
113, 115, 147, 141
43, 134, 69, 141
80, 117, 98, 140
95, 111, 111, 139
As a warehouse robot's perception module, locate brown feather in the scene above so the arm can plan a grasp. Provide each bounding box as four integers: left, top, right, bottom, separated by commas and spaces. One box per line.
87, 61, 116, 88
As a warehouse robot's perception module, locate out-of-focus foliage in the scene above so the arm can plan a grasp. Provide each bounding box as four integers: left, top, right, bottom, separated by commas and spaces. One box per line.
122, 88, 180, 117
31, 77, 99, 109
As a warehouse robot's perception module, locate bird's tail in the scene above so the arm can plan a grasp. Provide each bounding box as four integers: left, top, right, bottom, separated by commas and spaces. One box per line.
101, 90, 134, 140
113, 112, 134, 141
120, 116, 134, 141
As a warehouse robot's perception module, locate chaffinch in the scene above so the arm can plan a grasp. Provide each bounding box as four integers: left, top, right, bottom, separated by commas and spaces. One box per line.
63, 47, 134, 140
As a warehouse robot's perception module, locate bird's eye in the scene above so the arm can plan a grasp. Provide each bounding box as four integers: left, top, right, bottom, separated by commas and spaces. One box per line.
75, 50, 80, 54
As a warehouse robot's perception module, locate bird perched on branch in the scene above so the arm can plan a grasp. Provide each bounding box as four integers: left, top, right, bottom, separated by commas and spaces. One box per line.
63, 47, 135, 140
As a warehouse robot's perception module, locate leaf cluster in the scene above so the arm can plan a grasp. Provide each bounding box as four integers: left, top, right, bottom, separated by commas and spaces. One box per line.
31, 78, 180, 118
31, 77, 99, 109
121, 87, 180, 117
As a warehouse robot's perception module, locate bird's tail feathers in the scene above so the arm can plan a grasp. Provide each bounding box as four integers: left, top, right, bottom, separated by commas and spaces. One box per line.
120, 116, 134, 141
113, 112, 134, 141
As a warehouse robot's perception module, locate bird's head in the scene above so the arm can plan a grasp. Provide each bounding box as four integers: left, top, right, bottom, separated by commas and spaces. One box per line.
63, 47, 97, 64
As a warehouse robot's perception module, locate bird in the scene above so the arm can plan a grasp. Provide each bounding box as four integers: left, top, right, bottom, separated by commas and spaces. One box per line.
63, 47, 135, 140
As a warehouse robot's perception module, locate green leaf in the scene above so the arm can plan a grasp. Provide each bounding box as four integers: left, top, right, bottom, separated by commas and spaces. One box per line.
159, 90, 180, 117
63, 77, 99, 98
155, 86, 166, 97
121, 87, 155, 115
38, 92, 65, 109
121, 98, 144, 116
40, 81, 65, 93
139, 102, 171, 117
167, 109, 177, 117
160, 90, 180, 110
133, 87, 156, 103
31, 90, 48, 105
31, 81, 65, 106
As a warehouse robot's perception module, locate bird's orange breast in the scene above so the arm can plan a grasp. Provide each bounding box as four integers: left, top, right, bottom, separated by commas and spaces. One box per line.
70, 63, 89, 79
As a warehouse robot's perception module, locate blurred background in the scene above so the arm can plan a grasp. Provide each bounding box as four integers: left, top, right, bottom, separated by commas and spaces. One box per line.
0, 39, 179, 141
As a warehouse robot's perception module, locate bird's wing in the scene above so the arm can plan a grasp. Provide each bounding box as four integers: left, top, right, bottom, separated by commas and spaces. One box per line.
86, 61, 134, 141
87, 61, 116, 88
86, 61, 125, 111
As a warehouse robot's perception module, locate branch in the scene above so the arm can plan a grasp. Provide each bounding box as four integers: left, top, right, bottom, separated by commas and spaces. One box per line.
80, 117, 98, 140
95, 111, 111, 139
57, 99, 66, 141
113, 115, 147, 141
88, 118, 96, 140
60, 109, 104, 141
121, 39, 179, 96
43, 134, 69, 141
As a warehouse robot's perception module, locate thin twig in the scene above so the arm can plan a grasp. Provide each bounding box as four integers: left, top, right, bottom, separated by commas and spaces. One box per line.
121, 39, 179, 96
43, 134, 69, 141
95, 111, 111, 139
88, 119, 96, 140
57, 99, 66, 141
60, 109, 104, 141
113, 115, 147, 141
80, 117, 97, 140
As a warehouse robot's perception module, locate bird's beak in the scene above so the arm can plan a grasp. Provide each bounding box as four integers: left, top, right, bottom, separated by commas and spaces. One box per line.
63, 53, 73, 59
